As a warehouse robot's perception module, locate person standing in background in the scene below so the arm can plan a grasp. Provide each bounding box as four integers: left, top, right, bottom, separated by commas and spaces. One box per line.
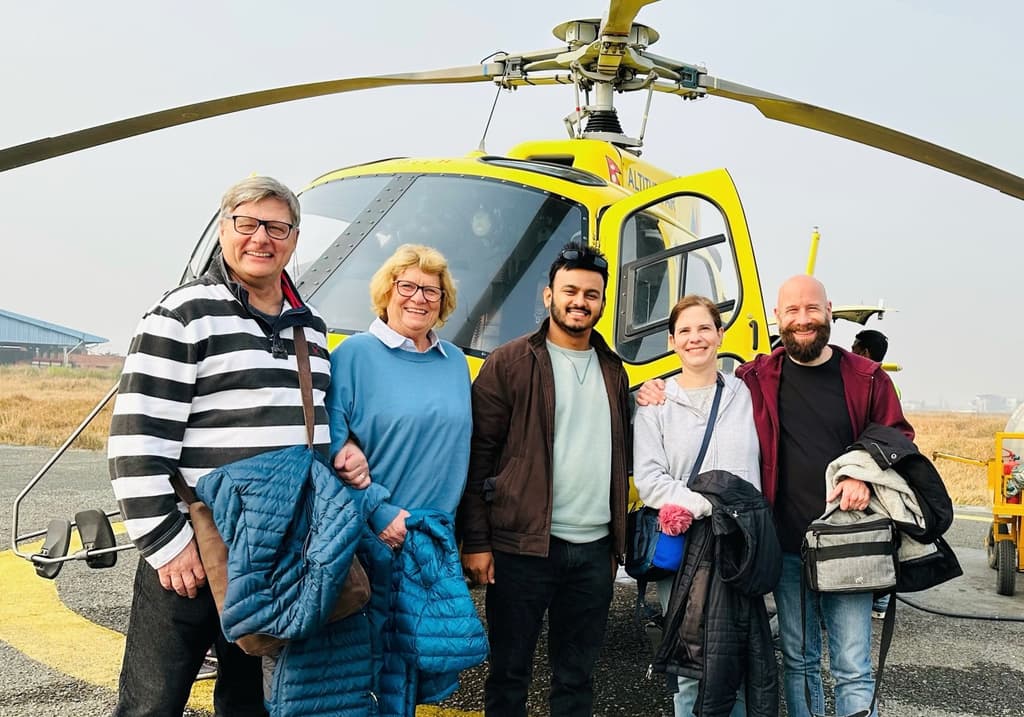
852, 327, 898, 619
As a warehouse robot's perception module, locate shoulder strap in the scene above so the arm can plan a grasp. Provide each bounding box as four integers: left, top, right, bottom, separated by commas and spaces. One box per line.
801, 568, 894, 717
688, 376, 724, 483
169, 469, 198, 505
870, 594, 897, 714
293, 327, 315, 449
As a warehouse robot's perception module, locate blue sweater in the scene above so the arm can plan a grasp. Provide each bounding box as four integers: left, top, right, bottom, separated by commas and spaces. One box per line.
327, 332, 472, 534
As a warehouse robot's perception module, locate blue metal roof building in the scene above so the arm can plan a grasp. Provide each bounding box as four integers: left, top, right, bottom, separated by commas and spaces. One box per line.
0, 309, 108, 363
0, 309, 107, 346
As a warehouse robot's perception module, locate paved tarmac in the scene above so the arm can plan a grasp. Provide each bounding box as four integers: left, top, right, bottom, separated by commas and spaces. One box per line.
2, 444, 1024, 716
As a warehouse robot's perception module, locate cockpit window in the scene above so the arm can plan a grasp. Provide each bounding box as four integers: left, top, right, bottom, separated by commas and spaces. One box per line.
615, 194, 740, 364
298, 174, 586, 355
293, 175, 392, 278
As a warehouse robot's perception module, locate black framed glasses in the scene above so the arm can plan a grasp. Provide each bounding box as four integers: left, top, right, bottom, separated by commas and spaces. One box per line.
393, 280, 444, 302
228, 214, 295, 241
560, 248, 608, 270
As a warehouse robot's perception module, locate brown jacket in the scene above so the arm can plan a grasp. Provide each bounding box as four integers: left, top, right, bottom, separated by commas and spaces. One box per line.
457, 319, 631, 560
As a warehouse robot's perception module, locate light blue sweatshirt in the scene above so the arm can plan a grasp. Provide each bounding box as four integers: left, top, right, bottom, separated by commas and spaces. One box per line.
633, 373, 761, 518
326, 331, 472, 534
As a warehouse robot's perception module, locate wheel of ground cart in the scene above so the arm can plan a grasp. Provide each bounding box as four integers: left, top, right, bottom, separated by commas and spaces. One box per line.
987, 522, 1009, 570
996, 538, 1017, 596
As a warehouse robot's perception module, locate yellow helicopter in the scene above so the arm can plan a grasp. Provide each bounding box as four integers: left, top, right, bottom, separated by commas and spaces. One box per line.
7, 0, 1022, 565
4, 2, 1024, 712
3, 0, 1023, 393
9, 0, 1024, 536
9, 0, 1024, 585
8, 0, 1021, 579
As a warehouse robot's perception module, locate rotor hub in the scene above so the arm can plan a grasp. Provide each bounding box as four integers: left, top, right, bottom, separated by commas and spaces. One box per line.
552, 18, 660, 51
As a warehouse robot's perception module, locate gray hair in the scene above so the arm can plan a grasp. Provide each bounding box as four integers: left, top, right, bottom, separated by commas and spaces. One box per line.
219, 176, 300, 227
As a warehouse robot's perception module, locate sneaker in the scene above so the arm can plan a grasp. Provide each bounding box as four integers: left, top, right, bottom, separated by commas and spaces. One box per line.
196, 648, 218, 680
871, 609, 886, 620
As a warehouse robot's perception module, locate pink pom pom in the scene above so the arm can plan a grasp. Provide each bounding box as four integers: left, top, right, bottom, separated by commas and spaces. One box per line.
658, 504, 694, 536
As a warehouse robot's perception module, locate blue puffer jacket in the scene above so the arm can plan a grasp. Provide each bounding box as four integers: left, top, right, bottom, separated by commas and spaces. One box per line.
196, 444, 378, 716
362, 502, 488, 717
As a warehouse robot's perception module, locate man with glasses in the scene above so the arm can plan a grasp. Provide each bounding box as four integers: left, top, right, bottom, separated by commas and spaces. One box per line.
459, 240, 631, 717
108, 176, 365, 716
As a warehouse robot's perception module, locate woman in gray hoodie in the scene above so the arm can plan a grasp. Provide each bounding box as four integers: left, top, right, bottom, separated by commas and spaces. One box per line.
633, 294, 761, 717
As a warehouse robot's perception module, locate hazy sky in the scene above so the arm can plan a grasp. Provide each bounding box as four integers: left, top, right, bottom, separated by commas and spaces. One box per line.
2, 0, 1021, 408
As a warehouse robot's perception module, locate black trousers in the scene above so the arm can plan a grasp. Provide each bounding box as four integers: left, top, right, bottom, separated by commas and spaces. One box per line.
112, 557, 267, 717
484, 535, 614, 717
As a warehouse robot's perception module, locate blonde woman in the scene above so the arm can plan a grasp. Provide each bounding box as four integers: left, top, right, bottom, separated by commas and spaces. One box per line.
327, 243, 469, 547
325, 243, 484, 716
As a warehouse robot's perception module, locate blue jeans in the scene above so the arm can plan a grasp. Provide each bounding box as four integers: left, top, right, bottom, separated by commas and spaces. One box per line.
656, 577, 746, 717
113, 557, 267, 717
774, 552, 875, 717
484, 535, 614, 717
872, 593, 891, 614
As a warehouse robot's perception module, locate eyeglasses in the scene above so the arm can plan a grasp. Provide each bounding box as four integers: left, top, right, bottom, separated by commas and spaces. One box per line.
560, 248, 608, 270
228, 214, 295, 241
393, 280, 444, 302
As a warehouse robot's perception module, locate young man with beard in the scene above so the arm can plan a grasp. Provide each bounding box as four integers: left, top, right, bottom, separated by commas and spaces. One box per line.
638, 275, 912, 717
458, 241, 631, 717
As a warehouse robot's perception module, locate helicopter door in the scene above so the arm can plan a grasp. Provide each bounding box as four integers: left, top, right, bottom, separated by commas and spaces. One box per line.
597, 169, 768, 385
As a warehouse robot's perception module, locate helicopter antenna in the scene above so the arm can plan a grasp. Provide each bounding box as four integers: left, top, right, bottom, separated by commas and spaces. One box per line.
806, 226, 821, 275
477, 51, 509, 153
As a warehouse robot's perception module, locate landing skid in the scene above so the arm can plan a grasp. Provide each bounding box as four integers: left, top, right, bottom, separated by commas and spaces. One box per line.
10, 384, 134, 576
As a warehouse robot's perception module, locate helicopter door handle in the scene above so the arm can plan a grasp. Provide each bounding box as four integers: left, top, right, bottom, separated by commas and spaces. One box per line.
748, 319, 759, 352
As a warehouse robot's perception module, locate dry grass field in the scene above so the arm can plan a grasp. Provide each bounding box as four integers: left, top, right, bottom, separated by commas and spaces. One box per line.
906, 411, 1008, 507
0, 365, 1011, 505
0, 365, 119, 451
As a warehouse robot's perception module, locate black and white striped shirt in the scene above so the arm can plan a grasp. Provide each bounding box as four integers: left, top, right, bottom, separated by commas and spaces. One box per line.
107, 258, 331, 568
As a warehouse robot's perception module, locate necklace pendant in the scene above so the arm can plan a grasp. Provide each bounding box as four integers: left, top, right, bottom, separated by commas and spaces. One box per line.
564, 351, 593, 385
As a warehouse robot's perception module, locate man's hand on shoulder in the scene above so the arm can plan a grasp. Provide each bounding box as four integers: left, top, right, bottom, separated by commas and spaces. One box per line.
462, 551, 495, 586
635, 378, 667, 407
827, 477, 871, 512
157, 540, 207, 599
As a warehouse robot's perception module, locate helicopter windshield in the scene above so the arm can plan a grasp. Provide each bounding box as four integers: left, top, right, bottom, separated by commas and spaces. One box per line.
296, 174, 586, 356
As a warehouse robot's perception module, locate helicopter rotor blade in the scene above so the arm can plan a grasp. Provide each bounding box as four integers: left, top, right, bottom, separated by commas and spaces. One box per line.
699, 75, 1024, 201
0, 64, 504, 172
594, 0, 659, 75
601, 0, 659, 37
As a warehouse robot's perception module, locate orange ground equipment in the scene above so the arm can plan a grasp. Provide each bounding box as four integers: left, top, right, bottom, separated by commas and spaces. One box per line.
933, 432, 1024, 596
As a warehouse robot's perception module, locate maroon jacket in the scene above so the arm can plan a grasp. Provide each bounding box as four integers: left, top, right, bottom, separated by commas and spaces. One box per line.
734, 346, 914, 506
